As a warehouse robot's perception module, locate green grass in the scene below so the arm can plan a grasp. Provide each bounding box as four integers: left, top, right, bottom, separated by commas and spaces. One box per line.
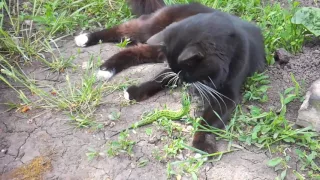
243, 71, 270, 103
190, 76, 320, 179
106, 130, 136, 157
1, 0, 319, 179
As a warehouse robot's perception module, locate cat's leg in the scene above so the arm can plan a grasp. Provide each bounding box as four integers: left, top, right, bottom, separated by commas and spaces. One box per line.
124, 69, 176, 101
192, 86, 240, 154
97, 44, 166, 80
74, 13, 161, 47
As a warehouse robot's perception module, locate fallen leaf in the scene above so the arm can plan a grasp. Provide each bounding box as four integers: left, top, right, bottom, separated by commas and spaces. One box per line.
51, 91, 57, 96
21, 106, 30, 113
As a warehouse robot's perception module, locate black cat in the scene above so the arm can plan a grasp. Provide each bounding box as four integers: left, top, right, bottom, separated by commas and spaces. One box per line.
74, 3, 266, 154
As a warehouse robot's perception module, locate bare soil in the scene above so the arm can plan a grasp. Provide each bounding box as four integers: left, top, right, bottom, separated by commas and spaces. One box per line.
1, 1, 320, 180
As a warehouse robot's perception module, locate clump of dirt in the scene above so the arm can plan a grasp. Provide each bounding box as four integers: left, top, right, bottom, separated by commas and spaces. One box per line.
6, 156, 52, 180
265, 45, 320, 121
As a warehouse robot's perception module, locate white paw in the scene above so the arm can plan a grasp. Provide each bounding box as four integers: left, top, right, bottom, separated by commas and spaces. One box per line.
124, 90, 130, 100
194, 153, 202, 159
194, 153, 208, 161
75, 33, 89, 47
96, 69, 114, 80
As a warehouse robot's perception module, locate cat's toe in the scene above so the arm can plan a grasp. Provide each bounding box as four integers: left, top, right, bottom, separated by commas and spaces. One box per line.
96, 69, 115, 80
194, 153, 208, 161
192, 132, 217, 155
75, 33, 89, 47
124, 90, 130, 100
125, 85, 145, 101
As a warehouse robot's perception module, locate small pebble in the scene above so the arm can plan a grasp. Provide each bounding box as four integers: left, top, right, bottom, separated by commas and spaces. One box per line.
109, 122, 115, 128
130, 163, 136, 169
186, 126, 193, 132
194, 153, 208, 161
23, 20, 33, 26
194, 153, 202, 159
82, 62, 93, 70
176, 154, 184, 160
1, 149, 7, 154
104, 121, 111, 126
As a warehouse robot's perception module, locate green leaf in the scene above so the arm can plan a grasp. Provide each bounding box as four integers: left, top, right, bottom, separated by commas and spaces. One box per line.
273, 131, 280, 139
267, 157, 282, 167
252, 125, 261, 139
291, 7, 320, 36
295, 149, 305, 158
191, 172, 198, 180
245, 136, 252, 145
284, 87, 295, 95
283, 137, 295, 143
261, 126, 271, 134
280, 169, 287, 180
145, 128, 153, 136
284, 94, 297, 104
250, 106, 261, 116
259, 85, 270, 92
293, 170, 305, 180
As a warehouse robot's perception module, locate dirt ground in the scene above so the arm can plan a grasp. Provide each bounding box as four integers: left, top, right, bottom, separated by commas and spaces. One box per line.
1, 1, 320, 180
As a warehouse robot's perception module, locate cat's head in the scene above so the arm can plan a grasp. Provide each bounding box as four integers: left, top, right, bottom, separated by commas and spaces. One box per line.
147, 13, 236, 87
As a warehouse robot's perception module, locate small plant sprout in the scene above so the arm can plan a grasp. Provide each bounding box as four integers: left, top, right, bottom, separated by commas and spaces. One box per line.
116, 37, 131, 48
108, 111, 121, 121
243, 72, 270, 103
106, 131, 136, 157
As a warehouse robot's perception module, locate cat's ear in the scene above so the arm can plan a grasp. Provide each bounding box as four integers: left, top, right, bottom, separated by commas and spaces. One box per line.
146, 30, 165, 46
178, 46, 204, 64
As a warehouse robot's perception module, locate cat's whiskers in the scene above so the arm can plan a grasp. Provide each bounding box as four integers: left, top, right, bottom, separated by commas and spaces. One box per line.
197, 82, 225, 112
207, 76, 217, 89
195, 82, 223, 113
154, 71, 176, 79
172, 71, 181, 86
193, 82, 226, 129
192, 83, 206, 108
193, 82, 213, 109
203, 79, 236, 106
167, 70, 181, 87
155, 72, 176, 83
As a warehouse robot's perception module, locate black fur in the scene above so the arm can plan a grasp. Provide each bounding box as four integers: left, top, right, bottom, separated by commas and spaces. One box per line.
127, 0, 165, 16
75, 3, 266, 154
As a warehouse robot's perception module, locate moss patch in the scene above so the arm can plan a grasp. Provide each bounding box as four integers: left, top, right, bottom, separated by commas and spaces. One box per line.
9, 156, 52, 180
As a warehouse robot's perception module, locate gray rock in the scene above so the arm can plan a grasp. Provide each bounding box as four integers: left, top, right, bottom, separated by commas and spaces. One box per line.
274, 48, 292, 64
296, 78, 320, 132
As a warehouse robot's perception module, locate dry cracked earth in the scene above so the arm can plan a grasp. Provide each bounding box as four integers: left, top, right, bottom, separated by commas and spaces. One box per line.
1, 2, 320, 180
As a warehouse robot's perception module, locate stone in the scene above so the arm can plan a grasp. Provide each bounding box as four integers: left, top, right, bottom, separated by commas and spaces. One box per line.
296, 78, 320, 132
274, 48, 292, 64
1, 149, 7, 154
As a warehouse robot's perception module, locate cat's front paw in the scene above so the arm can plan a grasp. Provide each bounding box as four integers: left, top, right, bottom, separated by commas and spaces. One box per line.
124, 85, 147, 102
75, 33, 89, 47
96, 68, 115, 81
192, 132, 217, 155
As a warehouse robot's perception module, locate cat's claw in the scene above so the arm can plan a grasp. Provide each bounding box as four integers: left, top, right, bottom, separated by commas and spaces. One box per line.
124, 90, 130, 100
75, 33, 89, 47
96, 69, 115, 80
